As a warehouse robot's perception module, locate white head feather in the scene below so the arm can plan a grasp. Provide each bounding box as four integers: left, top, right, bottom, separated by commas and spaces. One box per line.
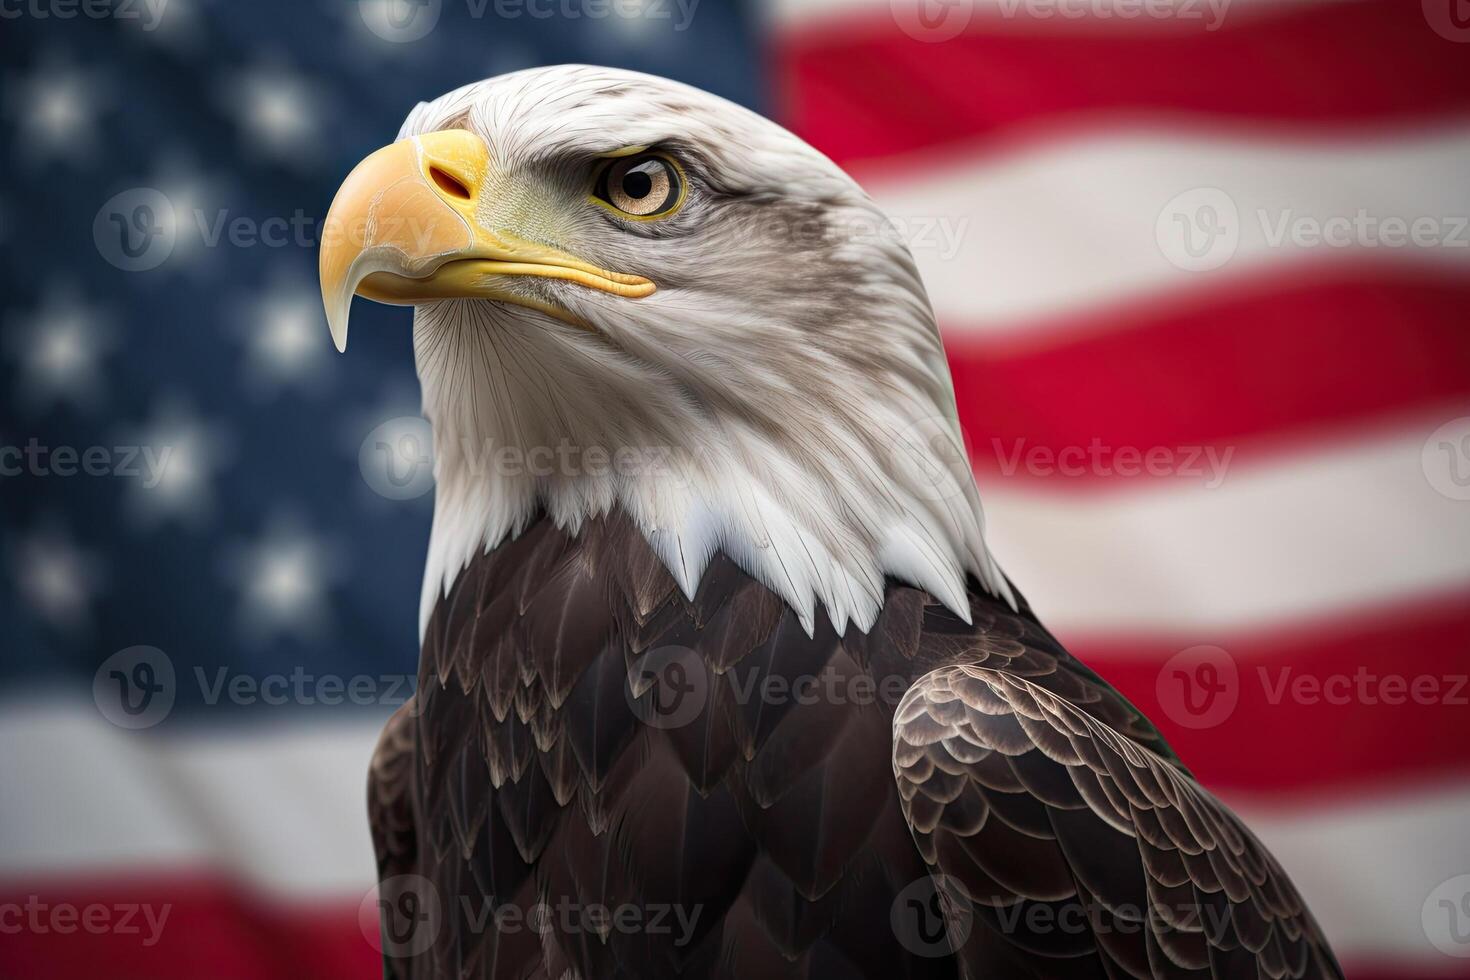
396, 65, 1012, 637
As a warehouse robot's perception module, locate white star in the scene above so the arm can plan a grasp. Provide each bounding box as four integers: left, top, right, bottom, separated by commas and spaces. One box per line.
12, 526, 103, 628
233, 275, 330, 394
147, 153, 234, 274
485, 42, 537, 77
4, 53, 107, 168
4, 282, 113, 413
609, 0, 673, 39
225, 516, 340, 643
136, 0, 204, 52
585, 0, 684, 52
118, 398, 231, 527
337, 0, 441, 61
220, 63, 326, 167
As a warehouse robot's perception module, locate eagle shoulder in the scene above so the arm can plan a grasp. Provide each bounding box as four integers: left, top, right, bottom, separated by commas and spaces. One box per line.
889, 597, 1343, 979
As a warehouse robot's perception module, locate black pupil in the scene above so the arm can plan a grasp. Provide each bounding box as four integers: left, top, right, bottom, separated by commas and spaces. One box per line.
621, 167, 654, 199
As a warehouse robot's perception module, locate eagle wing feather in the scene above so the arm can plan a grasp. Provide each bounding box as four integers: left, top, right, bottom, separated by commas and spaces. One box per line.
892, 649, 1342, 979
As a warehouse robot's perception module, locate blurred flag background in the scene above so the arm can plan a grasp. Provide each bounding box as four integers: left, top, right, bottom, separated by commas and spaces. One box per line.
2, 0, 1468, 977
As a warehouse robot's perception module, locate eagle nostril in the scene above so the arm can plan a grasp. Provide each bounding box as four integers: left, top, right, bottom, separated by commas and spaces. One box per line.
429, 166, 472, 201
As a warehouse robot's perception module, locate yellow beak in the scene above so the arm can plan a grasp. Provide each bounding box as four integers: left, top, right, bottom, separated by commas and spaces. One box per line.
319, 128, 655, 351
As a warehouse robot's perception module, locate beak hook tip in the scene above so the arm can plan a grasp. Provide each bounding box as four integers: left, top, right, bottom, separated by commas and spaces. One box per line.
324, 294, 351, 353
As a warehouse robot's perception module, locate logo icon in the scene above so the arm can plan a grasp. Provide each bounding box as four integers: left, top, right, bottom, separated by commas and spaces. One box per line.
360, 416, 435, 500
625, 646, 709, 730
1156, 188, 1240, 272
1424, 0, 1470, 41
891, 0, 974, 42
94, 188, 177, 272
360, 875, 442, 957
891, 874, 973, 957
1423, 874, 1470, 958
1155, 645, 1239, 730
891, 415, 972, 503
93, 646, 176, 729
1422, 418, 1470, 501
359, 0, 442, 43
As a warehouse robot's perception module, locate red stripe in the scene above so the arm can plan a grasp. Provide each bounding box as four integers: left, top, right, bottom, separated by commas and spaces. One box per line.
2, 872, 1467, 980
1069, 590, 1470, 797
0, 873, 376, 980
1345, 965, 1470, 980
776, 1, 1470, 173
2, 875, 1466, 980
949, 270, 1470, 485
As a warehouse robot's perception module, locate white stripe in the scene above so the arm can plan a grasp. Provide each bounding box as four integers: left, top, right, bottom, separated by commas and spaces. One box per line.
1235, 785, 1470, 966
978, 415, 1470, 633
865, 125, 1470, 332
3, 699, 1468, 966
0, 697, 378, 900
766, 0, 1340, 32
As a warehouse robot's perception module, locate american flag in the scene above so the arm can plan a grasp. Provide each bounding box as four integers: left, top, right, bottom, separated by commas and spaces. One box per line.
1, 1, 1467, 977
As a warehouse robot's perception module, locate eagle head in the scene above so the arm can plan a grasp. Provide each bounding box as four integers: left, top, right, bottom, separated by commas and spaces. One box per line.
319, 64, 1010, 637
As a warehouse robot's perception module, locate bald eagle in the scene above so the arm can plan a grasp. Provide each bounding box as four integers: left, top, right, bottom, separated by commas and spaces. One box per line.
320, 65, 1341, 980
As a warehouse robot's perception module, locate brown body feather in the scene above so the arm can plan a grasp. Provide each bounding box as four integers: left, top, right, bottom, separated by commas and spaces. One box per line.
368, 511, 1340, 979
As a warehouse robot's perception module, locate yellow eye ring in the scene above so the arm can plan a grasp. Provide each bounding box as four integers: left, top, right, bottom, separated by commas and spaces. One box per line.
590, 152, 686, 221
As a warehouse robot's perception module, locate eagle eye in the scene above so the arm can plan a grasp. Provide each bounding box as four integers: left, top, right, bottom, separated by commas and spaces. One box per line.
592, 153, 684, 219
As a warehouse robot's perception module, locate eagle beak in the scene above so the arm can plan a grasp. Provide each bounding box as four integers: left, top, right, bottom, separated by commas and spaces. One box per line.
319, 128, 655, 352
